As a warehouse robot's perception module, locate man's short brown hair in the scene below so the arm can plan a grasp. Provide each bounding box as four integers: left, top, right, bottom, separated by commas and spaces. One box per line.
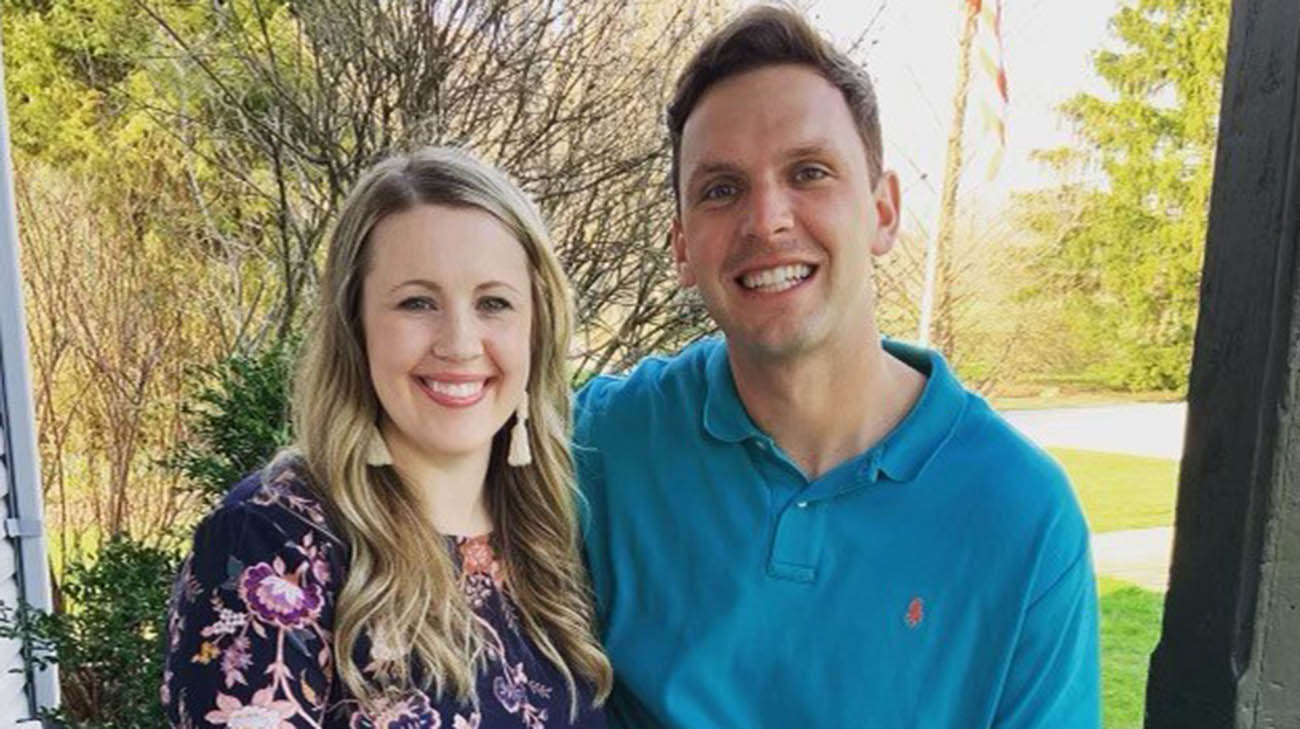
667, 4, 883, 210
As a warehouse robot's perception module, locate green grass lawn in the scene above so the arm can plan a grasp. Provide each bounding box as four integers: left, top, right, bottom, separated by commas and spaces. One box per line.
1048, 447, 1179, 533
1042, 448, 1172, 724
1099, 577, 1164, 728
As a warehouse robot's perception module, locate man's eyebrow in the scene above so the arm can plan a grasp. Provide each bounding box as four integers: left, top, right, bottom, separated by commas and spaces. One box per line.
686, 161, 744, 187
686, 143, 838, 187
784, 141, 836, 160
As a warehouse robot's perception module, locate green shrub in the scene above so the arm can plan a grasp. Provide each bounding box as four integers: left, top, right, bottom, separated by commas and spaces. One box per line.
168, 339, 297, 503
1, 341, 298, 726
0, 536, 178, 728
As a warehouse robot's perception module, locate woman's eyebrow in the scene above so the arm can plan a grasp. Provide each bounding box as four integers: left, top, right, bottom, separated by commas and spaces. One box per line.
389, 278, 441, 294
476, 280, 524, 295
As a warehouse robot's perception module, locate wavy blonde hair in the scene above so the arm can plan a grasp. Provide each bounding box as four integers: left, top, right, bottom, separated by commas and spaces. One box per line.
288, 146, 611, 716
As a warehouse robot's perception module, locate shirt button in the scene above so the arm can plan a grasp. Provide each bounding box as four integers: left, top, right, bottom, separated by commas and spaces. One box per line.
796, 501, 808, 509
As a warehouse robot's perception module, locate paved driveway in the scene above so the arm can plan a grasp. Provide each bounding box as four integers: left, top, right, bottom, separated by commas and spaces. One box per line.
1000, 402, 1187, 460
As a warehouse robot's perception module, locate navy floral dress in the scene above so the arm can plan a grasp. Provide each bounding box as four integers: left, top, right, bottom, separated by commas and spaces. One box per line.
162, 466, 607, 729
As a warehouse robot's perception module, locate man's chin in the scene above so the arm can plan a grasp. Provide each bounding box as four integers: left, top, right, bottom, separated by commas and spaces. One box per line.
723, 323, 821, 362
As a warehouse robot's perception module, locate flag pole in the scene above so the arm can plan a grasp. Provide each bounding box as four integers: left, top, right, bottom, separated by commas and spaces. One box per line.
917, 0, 980, 349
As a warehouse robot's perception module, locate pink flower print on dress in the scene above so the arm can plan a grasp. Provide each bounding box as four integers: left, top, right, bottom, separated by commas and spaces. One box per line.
311, 557, 331, 586
452, 712, 481, 729
349, 690, 441, 729
220, 636, 253, 688
238, 557, 324, 630
493, 674, 526, 714
458, 536, 496, 578
203, 687, 297, 729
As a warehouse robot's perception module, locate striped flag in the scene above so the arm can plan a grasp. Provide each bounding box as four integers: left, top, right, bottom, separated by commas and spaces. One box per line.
968, 0, 1009, 178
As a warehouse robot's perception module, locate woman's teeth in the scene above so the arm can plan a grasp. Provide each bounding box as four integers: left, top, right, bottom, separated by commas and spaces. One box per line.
424, 379, 483, 398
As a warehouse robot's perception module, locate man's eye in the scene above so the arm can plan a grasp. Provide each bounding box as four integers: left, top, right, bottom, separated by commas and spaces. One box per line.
701, 183, 738, 202
398, 297, 435, 311
794, 166, 829, 183
479, 296, 512, 313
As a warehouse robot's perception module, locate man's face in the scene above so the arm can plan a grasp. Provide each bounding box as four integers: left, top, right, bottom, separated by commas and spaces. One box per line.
672, 63, 900, 361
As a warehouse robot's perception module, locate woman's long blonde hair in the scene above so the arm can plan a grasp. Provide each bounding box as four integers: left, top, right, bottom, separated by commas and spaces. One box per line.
289, 146, 611, 715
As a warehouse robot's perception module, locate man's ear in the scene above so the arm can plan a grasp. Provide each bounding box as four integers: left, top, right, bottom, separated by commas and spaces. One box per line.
670, 218, 695, 287
870, 170, 902, 256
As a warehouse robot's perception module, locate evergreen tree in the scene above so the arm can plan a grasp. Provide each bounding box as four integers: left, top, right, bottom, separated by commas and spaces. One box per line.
1019, 0, 1229, 390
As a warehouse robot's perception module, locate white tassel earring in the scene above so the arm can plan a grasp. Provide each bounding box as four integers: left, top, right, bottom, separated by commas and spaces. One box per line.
507, 394, 532, 467
365, 425, 393, 467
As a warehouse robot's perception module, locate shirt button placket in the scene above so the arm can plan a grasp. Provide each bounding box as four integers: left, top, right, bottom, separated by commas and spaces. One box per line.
767, 498, 823, 583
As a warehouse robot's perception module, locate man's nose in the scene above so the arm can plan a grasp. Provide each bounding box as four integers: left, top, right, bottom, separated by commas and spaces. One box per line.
742, 178, 795, 242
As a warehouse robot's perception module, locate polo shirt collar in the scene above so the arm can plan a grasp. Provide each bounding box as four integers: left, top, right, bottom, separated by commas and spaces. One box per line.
702, 339, 762, 443
868, 338, 968, 483
701, 337, 968, 484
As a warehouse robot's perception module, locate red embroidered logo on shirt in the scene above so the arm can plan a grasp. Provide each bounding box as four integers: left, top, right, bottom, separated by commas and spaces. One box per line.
905, 597, 925, 628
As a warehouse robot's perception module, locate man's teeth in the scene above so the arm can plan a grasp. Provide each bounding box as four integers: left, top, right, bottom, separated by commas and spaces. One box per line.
425, 379, 484, 398
741, 264, 812, 292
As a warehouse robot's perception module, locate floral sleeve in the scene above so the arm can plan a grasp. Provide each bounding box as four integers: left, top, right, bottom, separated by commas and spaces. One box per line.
162, 500, 339, 729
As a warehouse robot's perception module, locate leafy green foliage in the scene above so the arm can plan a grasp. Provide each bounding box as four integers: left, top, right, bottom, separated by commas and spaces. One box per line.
169, 340, 297, 503
0, 536, 179, 728
1018, 0, 1229, 390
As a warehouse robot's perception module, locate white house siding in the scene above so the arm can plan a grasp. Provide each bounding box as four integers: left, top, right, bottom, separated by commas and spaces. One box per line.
2, 29, 57, 725
0, 413, 35, 727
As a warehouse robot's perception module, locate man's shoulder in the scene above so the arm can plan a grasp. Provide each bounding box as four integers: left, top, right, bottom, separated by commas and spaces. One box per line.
576, 336, 719, 427
938, 398, 1091, 597
960, 399, 1068, 478
946, 396, 1081, 523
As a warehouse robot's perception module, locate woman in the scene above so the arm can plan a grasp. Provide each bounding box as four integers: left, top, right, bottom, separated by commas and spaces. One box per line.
162, 147, 612, 728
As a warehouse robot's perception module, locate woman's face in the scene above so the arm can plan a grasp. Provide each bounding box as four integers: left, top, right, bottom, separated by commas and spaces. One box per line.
361, 203, 533, 469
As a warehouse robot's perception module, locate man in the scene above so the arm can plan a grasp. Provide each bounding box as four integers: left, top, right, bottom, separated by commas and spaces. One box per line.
575, 6, 1100, 727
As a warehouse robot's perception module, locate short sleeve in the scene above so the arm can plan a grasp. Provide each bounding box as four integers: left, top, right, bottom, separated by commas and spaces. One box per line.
573, 377, 615, 538
162, 502, 338, 728
993, 538, 1102, 729
572, 377, 615, 627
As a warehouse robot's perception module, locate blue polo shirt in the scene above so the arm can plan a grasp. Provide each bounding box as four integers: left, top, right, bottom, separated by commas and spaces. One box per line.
574, 337, 1099, 728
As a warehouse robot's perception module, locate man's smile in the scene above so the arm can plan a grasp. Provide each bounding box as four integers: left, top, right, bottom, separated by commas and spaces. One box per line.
737, 263, 817, 294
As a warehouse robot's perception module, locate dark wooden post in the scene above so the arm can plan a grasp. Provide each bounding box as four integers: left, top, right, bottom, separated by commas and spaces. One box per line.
1144, 0, 1300, 726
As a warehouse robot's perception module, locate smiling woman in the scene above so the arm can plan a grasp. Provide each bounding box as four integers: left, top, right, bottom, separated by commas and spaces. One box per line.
363, 204, 534, 500
160, 147, 611, 728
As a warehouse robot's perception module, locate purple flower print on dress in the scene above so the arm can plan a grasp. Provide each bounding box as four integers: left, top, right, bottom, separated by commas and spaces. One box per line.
238, 556, 323, 630
349, 690, 441, 729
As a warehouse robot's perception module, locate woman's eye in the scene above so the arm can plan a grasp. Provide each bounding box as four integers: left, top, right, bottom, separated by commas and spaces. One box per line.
398, 297, 435, 311
479, 296, 512, 313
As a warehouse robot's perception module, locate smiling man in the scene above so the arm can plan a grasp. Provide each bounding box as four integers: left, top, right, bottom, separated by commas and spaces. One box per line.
574, 6, 1100, 728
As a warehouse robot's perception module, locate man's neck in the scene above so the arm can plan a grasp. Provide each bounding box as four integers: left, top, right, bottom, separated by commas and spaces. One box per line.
728, 332, 927, 480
